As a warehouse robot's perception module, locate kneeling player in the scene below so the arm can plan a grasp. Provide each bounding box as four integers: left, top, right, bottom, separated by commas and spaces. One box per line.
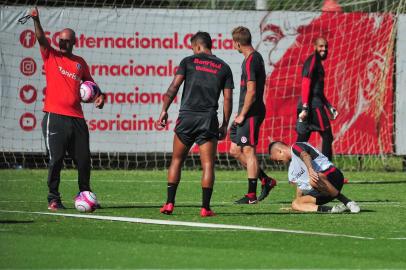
268, 141, 360, 213
158, 32, 233, 217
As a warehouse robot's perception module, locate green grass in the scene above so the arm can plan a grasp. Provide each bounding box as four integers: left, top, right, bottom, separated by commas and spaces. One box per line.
0, 169, 406, 269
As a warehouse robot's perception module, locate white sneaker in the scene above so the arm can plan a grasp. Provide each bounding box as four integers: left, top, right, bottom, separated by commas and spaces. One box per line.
346, 201, 360, 213
331, 204, 347, 213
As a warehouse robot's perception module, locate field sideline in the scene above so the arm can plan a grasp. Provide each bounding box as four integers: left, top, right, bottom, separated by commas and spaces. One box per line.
0, 169, 405, 269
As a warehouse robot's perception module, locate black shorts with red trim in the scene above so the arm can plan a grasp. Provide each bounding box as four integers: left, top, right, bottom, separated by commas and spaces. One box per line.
230, 115, 264, 147
308, 166, 344, 205
297, 106, 331, 133
174, 111, 219, 148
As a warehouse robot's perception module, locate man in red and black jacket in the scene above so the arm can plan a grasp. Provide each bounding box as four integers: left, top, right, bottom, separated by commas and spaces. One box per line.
297, 37, 338, 161
29, 7, 105, 210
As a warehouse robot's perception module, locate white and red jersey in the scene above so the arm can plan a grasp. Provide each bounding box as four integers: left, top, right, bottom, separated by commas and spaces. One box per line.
288, 142, 333, 193
41, 46, 94, 118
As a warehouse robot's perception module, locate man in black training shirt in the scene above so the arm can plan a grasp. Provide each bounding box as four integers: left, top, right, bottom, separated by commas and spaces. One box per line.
158, 31, 233, 217
297, 37, 338, 161
229, 26, 277, 204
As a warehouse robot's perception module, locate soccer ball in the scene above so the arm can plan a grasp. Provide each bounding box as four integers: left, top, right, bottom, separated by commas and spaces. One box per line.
74, 191, 98, 213
80, 81, 101, 103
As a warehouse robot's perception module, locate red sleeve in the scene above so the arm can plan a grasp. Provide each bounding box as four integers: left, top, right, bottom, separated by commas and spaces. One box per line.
301, 54, 316, 106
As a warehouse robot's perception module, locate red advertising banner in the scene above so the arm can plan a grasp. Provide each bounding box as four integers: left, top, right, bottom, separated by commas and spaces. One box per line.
216, 12, 394, 155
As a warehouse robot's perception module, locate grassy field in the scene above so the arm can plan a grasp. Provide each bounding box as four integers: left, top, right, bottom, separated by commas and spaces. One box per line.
0, 169, 405, 269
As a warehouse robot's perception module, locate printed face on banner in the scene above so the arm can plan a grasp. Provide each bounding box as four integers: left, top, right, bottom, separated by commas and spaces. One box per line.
259, 11, 394, 154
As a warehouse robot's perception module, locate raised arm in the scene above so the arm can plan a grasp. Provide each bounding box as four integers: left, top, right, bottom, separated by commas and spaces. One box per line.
30, 7, 50, 49
158, 75, 184, 127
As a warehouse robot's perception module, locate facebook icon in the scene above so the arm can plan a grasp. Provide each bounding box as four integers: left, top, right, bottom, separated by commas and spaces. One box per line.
20, 29, 36, 48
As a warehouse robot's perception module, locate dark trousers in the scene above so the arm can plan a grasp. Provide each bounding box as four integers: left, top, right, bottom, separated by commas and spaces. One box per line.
42, 113, 91, 201
296, 129, 334, 161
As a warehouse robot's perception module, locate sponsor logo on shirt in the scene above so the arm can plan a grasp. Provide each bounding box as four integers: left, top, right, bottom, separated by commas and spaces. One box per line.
294, 167, 306, 180
58, 66, 80, 81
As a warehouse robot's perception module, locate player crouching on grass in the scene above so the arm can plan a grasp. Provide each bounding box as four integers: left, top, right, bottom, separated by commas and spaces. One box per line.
268, 141, 360, 213
157, 32, 234, 217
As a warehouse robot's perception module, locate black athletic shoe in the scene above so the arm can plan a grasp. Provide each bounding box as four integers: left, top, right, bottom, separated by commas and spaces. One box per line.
258, 177, 277, 201
234, 194, 258, 204
48, 198, 66, 211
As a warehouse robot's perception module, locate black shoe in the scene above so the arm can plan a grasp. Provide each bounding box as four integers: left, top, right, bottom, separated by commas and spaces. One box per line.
94, 203, 102, 209
234, 194, 258, 204
48, 198, 66, 211
258, 177, 277, 201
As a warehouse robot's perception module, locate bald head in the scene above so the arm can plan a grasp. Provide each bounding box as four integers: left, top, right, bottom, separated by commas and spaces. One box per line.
58, 28, 76, 55
313, 37, 328, 60
268, 141, 291, 164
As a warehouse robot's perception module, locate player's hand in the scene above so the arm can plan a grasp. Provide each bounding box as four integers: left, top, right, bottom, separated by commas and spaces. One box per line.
94, 93, 105, 109
234, 114, 245, 126
218, 125, 228, 140
158, 111, 168, 127
298, 110, 308, 121
328, 106, 338, 120
29, 7, 39, 19
308, 168, 319, 185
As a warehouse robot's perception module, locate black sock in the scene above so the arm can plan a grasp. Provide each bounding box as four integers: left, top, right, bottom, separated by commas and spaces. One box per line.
317, 205, 332, 212
248, 178, 257, 194
166, 183, 178, 204
202, 187, 213, 210
336, 193, 351, 205
258, 168, 268, 179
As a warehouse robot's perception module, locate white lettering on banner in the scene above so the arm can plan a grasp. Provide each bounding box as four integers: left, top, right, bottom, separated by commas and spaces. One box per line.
58, 66, 80, 81
43, 31, 234, 50
90, 59, 178, 77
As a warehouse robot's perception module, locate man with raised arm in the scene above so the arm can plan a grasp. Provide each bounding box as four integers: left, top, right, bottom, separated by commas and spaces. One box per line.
29, 7, 105, 210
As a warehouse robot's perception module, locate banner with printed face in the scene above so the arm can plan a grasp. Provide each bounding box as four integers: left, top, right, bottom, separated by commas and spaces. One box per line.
0, 6, 395, 154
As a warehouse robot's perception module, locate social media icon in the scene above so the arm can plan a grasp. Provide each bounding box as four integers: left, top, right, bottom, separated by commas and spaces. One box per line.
20, 57, 37, 76
19, 85, 37, 104
19, 112, 37, 131
20, 30, 36, 48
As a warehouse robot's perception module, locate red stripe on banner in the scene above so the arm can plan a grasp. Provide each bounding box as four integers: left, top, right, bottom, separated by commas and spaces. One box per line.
316, 108, 325, 131
245, 54, 253, 81
292, 144, 303, 154
322, 166, 336, 176
250, 117, 255, 145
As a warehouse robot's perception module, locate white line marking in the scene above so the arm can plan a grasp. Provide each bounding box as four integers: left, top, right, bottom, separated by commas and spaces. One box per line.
388, 237, 406, 240
1, 178, 405, 184
0, 209, 373, 240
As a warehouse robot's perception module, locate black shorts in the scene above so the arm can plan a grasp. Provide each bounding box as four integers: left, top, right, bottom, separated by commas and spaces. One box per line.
230, 115, 264, 146
174, 111, 218, 148
309, 166, 344, 205
297, 106, 331, 133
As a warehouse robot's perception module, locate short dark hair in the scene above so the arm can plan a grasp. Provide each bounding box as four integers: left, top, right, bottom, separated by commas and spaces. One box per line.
268, 141, 285, 155
232, 26, 252, 45
190, 31, 212, 49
